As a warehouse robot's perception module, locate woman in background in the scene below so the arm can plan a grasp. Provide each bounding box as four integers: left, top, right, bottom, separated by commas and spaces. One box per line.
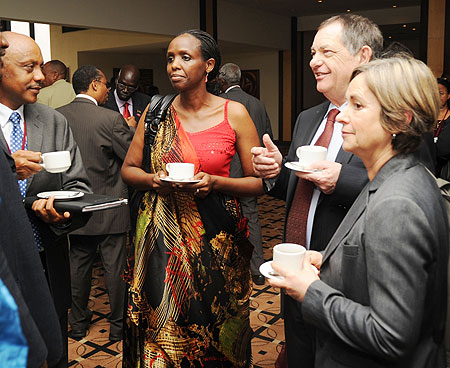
122, 30, 262, 367
434, 76, 450, 178
270, 57, 448, 368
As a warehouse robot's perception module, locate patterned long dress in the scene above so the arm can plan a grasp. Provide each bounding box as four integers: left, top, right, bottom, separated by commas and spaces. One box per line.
123, 102, 254, 367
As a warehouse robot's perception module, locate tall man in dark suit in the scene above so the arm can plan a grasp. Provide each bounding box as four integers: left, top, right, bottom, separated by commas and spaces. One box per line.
58, 65, 133, 342
103, 64, 151, 128
0, 30, 64, 368
251, 14, 383, 367
0, 31, 91, 368
218, 62, 273, 285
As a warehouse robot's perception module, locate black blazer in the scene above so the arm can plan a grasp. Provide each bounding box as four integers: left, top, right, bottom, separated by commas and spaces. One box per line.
103, 89, 152, 122
269, 101, 368, 251
0, 145, 62, 367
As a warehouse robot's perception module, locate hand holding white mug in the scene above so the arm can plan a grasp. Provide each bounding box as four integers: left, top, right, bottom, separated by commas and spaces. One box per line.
11, 150, 43, 180
40, 151, 71, 173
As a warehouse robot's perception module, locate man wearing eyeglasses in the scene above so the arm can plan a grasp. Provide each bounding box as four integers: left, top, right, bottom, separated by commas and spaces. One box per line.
57, 65, 133, 343
103, 64, 151, 129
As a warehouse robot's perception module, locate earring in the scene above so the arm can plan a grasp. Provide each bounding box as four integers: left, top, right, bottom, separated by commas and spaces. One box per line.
392, 133, 397, 140
205, 72, 209, 83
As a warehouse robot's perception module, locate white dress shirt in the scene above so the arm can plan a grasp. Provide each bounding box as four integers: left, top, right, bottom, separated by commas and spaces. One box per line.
305, 103, 345, 249
76, 94, 98, 105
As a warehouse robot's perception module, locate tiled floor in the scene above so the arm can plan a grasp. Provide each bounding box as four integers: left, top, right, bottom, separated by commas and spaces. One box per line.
68, 194, 286, 367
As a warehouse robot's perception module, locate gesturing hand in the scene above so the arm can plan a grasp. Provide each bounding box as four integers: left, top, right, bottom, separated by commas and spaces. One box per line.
250, 134, 283, 179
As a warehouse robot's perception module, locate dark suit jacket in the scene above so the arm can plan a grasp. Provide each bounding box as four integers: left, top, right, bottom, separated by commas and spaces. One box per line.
270, 101, 368, 250
57, 97, 132, 235
103, 89, 151, 122
302, 154, 448, 367
0, 140, 63, 367
220, 86, 273, 144
0, 103, 91, 319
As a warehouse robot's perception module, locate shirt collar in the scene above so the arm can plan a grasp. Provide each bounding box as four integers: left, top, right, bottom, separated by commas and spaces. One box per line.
224, 85, 240, 94
76, 94, 98, 105
0, 102, 25, 129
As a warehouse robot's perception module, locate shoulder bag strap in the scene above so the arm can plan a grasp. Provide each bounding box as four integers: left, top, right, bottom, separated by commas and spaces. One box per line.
142, 94, 177, 172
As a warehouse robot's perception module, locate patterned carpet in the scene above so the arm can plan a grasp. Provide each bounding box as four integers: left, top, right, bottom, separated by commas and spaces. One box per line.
68, 194, 286, 367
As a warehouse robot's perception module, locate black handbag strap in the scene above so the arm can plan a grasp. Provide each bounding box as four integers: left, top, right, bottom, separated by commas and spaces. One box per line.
142, 94, 177, 172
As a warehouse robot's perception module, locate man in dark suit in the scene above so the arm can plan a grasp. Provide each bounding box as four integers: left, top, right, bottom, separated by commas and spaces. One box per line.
58, 65, 133, 342
0, 31, 91, 368
103, 64, 151, 128
218, 62, 273, 285
0, 30, 63, 368
252, 14, 383, 367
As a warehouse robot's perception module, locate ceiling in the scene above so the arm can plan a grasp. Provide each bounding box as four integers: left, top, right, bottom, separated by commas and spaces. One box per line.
221, 0, 421, 17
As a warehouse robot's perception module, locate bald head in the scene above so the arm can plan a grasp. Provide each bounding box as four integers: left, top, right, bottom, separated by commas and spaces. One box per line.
0, 32, 44, 109
116, 64, 140, 101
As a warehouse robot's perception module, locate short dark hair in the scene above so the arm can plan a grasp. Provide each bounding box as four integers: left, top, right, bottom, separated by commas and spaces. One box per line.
72, 65, 102, 94
319, 14, 384, 59
46, 60, 68, 78
178, 29, 221, 80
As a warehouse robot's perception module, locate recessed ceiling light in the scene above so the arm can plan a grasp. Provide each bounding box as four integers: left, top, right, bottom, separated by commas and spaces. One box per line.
412, 27, 416, 31
388, 35, 392, 39
402, 24, 407, 28
393, 4, 397, 8
318, 0, 323, 3
346, 9, 351, 12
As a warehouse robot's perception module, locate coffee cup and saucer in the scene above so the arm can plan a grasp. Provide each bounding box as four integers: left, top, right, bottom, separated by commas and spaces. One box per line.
160, 163, 201, 184
285, 145, 327, 173
259, 243, 318, 280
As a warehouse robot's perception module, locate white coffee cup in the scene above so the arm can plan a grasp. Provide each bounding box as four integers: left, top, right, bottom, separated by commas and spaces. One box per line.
41, 151, 71, 173
166, 162, 195, 180
296, 145, 327, 168
273, 243, 306, 272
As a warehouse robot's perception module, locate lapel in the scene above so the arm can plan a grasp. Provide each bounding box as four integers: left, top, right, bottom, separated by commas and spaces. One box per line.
321, 154, 415, 264
24, 104, 44, 188
321, 185, 369, 263
299, 102, 329, 147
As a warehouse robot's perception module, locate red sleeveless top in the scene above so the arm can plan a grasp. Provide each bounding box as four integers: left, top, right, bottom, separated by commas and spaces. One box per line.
174, 100, 236, 177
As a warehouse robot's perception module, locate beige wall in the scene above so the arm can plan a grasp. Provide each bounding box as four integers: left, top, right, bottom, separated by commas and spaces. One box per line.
49, 26, 172, 79
222, 51, 279, 140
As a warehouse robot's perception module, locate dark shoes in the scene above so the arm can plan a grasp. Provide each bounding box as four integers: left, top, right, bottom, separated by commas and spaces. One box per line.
252, 274, 265, 285
109, 332, 122, 342
68, 310, 94, 340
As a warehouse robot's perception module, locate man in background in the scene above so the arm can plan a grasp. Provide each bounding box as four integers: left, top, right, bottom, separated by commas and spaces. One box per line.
218, 62, 273, 285
37, 59, 75, 108
103, 64, 151, 128
58, 65, 133, 342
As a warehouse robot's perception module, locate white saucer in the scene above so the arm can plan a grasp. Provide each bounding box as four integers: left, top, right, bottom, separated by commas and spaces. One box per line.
259, 261, 319, 280
285, 162, 322, 173
259, 261, 284, 280
37, 191, 84, 200
160, 177, 201, 184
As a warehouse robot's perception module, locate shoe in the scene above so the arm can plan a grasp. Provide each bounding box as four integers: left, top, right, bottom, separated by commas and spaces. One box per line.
109, 332, 122, 342
252, 274, 265, 286
68, 310, 94, 340
68, 328, 86, 339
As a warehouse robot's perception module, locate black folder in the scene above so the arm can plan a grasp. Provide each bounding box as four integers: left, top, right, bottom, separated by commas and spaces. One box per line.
24, 193, 128, 213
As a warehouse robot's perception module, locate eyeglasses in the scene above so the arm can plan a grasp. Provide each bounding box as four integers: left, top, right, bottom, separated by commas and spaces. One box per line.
117, 82, 137, 93
95, 79, 111, 91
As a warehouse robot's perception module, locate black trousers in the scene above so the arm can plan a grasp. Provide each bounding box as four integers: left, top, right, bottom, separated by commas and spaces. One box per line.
68, 233, 126, 336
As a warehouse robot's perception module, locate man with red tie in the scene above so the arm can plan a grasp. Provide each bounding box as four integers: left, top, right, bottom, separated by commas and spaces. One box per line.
103, 64, 151, 129
251, 14, 383, 368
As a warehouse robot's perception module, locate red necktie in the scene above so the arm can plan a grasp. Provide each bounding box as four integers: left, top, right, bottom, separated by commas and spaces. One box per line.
285, 108, 340, 246
123, 102, 130, 119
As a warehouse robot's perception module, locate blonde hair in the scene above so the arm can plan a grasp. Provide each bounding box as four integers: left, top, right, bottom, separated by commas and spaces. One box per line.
351, 57, 439, 154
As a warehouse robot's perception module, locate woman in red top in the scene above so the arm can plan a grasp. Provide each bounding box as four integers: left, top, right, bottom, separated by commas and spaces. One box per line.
122, 30, 263, 367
